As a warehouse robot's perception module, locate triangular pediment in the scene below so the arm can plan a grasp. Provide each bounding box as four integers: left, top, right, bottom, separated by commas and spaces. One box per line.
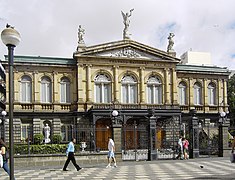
75, 39, 180, 62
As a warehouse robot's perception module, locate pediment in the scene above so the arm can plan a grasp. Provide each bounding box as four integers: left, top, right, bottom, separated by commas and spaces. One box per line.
75, 40, 180, 62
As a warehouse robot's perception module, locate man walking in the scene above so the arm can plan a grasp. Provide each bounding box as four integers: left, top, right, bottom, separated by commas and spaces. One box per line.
63, 138, 82, 171
106, 137, 117, 168
176, 136, 183, 160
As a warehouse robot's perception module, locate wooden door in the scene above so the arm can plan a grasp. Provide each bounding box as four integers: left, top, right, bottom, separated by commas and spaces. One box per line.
95, 119, 112, 150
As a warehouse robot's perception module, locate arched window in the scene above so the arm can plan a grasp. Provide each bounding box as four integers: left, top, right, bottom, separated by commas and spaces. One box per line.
208, 82, 216, 105
94, 74, 111, 103
178, 82, 187, 105
20, 75, 32, 103
194, 82, 202, 105
41, 76, 52, 103
60, 77, 70, 103
146, 76, 162, 104
121, 75, 137, 103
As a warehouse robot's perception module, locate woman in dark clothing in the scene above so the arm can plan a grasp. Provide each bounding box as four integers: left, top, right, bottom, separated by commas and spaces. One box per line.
0, 138, 10, 176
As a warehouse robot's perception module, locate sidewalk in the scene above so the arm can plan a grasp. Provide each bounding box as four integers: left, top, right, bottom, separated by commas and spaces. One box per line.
1, 157, 234, 179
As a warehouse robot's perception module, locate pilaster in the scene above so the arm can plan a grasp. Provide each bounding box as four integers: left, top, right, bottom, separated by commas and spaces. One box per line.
113, 127, 122, 152
86, 64, 92, 103
172, 68, 178, 104
52, 118, 61, 135
164, 68, 170, 104
139, 67, 145, 103
33, 118, 41, 134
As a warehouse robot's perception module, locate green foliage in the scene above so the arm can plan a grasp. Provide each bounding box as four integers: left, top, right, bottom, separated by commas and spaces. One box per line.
33, 134, 44, 145
52, 134, 62, 144
14, 144, 68, 155
228, 74, 235, 125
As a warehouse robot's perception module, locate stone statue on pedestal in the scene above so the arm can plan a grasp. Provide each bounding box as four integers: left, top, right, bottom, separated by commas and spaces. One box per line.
44, 124, 51, 144
78, 25, 85, 44
167, 32, 175, 52
121, 9, 134, 39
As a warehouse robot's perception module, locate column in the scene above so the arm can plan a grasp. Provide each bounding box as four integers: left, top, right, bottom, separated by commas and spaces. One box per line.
218, 79, 223, 105
33, 71, 41, 111
189, 78, 193, 106
77, 64, 84, 103
188, 109, 199, 158
148, 115, 157, 161
113, 127, 122, 152
203, 79, 208, 112
222, 120, 230, 157
223, 80, 228, 107
53, 71, 59, 103
172, 68, 178, 104
113, 66, 119, 103
139, 67, 145, 104
53, 71, 60, 111
164, 68, 170, 104
86, 64, 92, 103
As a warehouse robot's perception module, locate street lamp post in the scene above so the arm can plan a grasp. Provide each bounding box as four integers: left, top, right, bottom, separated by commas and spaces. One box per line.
218, 111, 227, 157
111, 110, 119, 125
1, 24, 21, 180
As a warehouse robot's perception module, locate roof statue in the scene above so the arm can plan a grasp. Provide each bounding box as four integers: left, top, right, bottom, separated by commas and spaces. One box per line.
167, 32, 175, 52
121, 8, 134, 40
78, 25, 85, 44
77, 25, 86, 51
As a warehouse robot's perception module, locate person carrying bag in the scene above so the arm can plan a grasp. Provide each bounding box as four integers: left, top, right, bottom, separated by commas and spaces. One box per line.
0, 139, 10, 176
231, 136, 235, 163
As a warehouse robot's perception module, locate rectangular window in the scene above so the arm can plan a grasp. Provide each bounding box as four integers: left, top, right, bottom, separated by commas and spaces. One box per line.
20, 82, 32, 103
61, 83, 70, 103
121, 85, 128, 103
41, 83, 51, 103
61, 125, 72, 142
103, 84, 110, 103
95, 85, 101, 103
21, 124, 32, 142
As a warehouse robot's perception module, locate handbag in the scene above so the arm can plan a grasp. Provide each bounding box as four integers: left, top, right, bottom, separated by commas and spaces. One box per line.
0, 154, 3, 167
230, 153, 235, 163
5, 151, 9, 160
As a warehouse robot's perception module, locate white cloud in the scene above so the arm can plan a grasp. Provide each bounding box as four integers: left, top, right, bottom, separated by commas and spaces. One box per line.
0, 0, 235, 69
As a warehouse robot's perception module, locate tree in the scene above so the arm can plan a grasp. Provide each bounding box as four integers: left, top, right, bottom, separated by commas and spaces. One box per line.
228, 74, 235, 126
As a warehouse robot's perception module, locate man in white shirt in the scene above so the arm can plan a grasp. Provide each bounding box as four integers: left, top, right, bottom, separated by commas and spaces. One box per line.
176, 136, 183, 160
106, 137, 117, 168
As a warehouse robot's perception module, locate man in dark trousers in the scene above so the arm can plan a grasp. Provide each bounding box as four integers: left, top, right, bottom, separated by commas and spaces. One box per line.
63, 138, 82, 171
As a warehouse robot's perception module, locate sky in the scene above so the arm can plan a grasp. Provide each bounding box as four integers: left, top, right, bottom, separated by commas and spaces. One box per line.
0, 0, 235, 69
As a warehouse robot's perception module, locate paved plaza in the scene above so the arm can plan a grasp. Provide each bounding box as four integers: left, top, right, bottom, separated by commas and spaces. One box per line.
0, 157, 235, 179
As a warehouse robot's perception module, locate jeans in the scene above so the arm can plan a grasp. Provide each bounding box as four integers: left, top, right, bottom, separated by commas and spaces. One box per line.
2, 160, 10, 176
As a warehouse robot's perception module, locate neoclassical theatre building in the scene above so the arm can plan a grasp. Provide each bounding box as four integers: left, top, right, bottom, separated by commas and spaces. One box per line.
0, 21, 231, 158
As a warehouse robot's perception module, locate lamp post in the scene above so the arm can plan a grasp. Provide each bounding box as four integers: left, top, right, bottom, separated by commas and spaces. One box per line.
111, 110, 119, 125
1, 24, 21, 180
1, 110, 7, 140
218, 111, 227, 157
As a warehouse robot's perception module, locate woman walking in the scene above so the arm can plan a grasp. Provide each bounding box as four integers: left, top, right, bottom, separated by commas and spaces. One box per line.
0, 139, 10, 176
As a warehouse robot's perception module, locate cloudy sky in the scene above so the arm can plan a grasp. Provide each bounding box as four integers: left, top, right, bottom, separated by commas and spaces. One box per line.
0, 0, 235, 69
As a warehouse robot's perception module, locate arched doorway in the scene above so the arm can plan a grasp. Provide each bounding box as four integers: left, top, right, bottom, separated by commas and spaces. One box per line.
95, 119, 112, 151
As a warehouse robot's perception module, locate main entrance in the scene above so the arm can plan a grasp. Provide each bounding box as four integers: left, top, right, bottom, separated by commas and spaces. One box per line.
121, 116, 181, 161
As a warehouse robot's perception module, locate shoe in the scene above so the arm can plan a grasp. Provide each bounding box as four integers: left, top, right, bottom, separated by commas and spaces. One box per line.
63, 169, 68, 171
77, 167, 82, 171
114, 165, 117, 168
106, 165, 111, 168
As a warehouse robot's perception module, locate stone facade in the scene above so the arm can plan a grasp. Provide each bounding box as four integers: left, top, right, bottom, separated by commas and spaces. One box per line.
0, 39, 231, 157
